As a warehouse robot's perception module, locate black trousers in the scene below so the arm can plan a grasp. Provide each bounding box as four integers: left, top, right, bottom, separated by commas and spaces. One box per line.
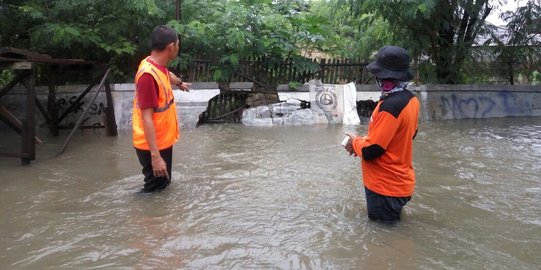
135, 146, 173, 192
365, 187, 411, 223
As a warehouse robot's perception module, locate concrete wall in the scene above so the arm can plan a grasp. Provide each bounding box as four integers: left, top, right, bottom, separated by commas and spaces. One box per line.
0, 83, 217, 130
1, 83, 540, 131
413, 85, 541, 121
357, 84, 541, 121
280, 84, 541, 121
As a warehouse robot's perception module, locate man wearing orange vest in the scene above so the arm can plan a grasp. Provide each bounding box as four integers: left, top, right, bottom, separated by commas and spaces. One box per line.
133, 25, 190, 193
344, 46, 420, 223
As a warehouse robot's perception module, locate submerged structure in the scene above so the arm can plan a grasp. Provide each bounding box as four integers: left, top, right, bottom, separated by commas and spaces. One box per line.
196, 81, 376, 127
0, 47, 117, 164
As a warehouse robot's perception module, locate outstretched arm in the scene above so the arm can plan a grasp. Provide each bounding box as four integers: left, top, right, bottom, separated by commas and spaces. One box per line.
169, 72, 191, 92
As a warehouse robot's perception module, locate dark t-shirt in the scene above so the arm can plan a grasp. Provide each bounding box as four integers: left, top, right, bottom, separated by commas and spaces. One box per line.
136, 58, 168, 109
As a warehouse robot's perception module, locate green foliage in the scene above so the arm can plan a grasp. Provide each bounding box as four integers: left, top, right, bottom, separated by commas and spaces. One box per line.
288, 81, 303, 90
336, 0, 497, 83
0, 0, 331, 84
532, 71, 540, 85
168, 0, 326, 84
307, 1, 394, 60
1, 0, 536, 86
491, 0, 541, 84
0, 0, 170, 80
0, 69, 14, 88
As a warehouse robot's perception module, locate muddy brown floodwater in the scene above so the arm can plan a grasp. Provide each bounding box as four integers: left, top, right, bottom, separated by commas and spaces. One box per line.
1, 117, 540, 269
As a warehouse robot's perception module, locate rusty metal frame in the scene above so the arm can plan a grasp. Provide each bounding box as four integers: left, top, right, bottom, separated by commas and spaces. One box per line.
58, 68, 112, 155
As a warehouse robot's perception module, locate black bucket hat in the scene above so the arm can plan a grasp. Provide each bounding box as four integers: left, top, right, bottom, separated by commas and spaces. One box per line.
367, 46, 413, 81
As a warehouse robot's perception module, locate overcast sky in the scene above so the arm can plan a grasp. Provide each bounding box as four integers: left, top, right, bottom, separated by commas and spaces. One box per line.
486, 0, 529, 26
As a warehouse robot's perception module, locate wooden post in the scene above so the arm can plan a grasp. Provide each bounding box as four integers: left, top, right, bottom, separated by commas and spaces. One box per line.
176, 0, 182, 21
0, 106, 43, 144
509, 60, 514, 85
320, 59, 326, 83
330, 59, 338, 84
359, 60, 364, 84
103, 80, 117, 136
48, 65, 59, 136
21, 69, 35, 165
176, 0, 182, 48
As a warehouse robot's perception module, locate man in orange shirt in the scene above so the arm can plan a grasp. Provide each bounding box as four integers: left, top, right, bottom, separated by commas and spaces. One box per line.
345, 46, 420, 222
132, 25, 190, 193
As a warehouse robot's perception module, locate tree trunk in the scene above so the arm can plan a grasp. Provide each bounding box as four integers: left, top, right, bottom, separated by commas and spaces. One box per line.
175, 0, 181, 21
433, 1, 458, 84
218, 81, 231, 93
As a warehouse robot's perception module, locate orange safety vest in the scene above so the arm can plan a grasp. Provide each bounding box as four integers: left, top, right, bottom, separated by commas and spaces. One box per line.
132, 57, 180, 150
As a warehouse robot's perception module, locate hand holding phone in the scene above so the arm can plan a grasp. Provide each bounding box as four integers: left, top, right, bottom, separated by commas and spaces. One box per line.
341, 136, 351, 146
342, 134, 357, 157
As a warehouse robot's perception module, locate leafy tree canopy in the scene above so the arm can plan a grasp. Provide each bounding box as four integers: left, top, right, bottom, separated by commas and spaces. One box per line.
0, 0, 538, 84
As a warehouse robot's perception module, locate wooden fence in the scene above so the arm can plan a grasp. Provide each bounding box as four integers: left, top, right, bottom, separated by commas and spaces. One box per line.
180, 58, 372, 85
180, 53, 537, 85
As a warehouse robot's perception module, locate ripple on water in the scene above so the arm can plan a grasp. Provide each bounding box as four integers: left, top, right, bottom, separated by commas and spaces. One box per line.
1, 119, 541, 269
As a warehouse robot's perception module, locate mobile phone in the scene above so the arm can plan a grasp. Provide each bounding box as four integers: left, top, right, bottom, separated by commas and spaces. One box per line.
341, 136, 351, 146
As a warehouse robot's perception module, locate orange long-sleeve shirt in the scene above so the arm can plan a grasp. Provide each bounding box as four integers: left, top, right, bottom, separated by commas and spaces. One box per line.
352, 90, 420, 197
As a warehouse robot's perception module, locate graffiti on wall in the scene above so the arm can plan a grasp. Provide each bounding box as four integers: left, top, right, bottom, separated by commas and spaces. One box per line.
56, 95, 106, 128
57, 96, 106, 116
438, 91, 537, 119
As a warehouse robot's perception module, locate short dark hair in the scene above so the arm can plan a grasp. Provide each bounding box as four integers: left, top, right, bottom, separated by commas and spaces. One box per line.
150, 25, 178, 51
